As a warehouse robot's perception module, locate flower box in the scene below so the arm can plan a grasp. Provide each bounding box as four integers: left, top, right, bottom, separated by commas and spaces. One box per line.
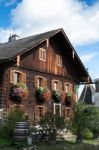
10, 83, 28, 103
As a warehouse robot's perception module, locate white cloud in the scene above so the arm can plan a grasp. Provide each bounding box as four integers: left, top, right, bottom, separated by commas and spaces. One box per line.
1, 0, 99, 46
80, 52, 99, 63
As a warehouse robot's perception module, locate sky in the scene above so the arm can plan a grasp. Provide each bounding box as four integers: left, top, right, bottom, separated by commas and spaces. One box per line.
0, 0, 99, 95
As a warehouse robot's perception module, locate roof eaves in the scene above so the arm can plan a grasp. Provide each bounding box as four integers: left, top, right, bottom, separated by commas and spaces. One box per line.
60, 29, 91, 79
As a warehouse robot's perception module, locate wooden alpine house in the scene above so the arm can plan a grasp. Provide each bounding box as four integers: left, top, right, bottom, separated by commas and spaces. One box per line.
0, 28, 90, 123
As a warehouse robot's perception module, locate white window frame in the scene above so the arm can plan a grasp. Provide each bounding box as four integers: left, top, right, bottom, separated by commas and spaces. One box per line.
56, 54, 62, 67
39, 48, 46, 62
52, 80, 62, 91
53, 103, 61, 116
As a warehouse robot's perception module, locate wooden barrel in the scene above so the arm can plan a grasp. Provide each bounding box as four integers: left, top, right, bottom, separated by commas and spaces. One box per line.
14, 121, 30, 144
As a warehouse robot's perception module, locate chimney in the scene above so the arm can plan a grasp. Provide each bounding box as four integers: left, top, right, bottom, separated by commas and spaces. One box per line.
9, 34, 19, 42
95, 79, 99, 93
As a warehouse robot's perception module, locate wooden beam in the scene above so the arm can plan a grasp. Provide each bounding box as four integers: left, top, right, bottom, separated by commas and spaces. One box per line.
46, 39, 49, 47
16, 55, 20, 66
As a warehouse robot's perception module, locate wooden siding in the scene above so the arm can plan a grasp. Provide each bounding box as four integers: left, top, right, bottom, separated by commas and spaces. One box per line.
20, 40, 76, 80
0, 39, 78, 120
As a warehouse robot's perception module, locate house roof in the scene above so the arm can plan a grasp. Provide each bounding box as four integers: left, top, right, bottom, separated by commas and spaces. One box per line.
0, 28, 91, 82
0, 29, 62, 62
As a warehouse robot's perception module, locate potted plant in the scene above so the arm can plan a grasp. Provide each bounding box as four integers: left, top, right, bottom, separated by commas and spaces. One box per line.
35, 87, 50, 104
42, 88, 51, 101
9, 83, 28, 103
52, 90, 61, 103
66, 91, 72, 101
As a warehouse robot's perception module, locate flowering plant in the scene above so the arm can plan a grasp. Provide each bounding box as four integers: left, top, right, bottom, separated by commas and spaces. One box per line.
60, 92, 66, 102
10, 83, 28, 103
52, 90, 61, 103
66, 91, 72, 97
35, 87, 51, 103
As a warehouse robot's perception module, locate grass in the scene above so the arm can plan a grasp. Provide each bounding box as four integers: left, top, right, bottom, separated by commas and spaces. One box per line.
0, 136, 99, 150
0, 137, 11, 145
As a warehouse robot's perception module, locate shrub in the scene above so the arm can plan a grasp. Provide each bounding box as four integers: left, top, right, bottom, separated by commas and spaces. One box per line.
0, 107, 25, 139
82, 129, 93, 139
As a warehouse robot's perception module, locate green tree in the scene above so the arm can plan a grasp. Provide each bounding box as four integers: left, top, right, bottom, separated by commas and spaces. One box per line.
71, 103, 99, 143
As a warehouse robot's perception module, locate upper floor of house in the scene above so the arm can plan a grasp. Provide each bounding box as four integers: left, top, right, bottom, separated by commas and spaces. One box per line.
0, 28, 91, 85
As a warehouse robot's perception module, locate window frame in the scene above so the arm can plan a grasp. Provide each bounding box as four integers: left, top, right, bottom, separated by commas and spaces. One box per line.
39, 48, 46, 62
52, 80, 62, 91
35, 76, 47, 88
10, 69, 26, 84
64, 82, 69, 93
35, 105, 46, 121
65, 107, 71, 119
56, 54, 62, 67
53, 103, 61, 116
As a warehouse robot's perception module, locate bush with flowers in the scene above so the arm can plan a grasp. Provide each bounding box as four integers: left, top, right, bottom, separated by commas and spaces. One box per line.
9, 83, 28, 103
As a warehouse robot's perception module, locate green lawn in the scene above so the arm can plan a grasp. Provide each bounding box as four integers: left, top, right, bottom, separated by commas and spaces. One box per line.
0, 137, 99, 150
0, 137, 11, 145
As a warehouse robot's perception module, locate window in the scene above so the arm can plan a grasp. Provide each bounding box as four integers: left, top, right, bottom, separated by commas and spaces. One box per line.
35, 76, 47, 88
10, 70, 26, 84
56, 54, 62, 67
35, 106, 46, 120
53, 103, 61, 116
64, 83, 70, 93
52, 80, 62, 91
39, 48, 46, 62
54, 81, 59, 90
14, 72, 20, 84
65, 108, 71, 118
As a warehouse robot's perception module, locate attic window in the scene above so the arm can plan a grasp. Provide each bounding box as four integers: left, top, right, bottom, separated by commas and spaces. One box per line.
56, 55, 62, 67
39, 48, 46, 62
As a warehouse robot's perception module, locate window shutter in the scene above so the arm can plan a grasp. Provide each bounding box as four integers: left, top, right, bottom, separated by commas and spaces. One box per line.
39, 48, 42, 60
21, 73, 26, 84
9, 70, 14, 84
35, 107, 38, 119
44, 78, 47, 88
35, 76, 38, 88
51, 80, 54, 90
59, 81, 62, 91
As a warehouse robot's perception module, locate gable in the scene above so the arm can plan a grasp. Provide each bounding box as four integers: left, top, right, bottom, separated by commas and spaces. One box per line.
0, 28, 91, 82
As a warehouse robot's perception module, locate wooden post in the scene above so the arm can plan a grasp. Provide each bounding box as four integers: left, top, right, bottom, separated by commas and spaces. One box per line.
46, 39, 49, 47
16, 55, 20, 66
